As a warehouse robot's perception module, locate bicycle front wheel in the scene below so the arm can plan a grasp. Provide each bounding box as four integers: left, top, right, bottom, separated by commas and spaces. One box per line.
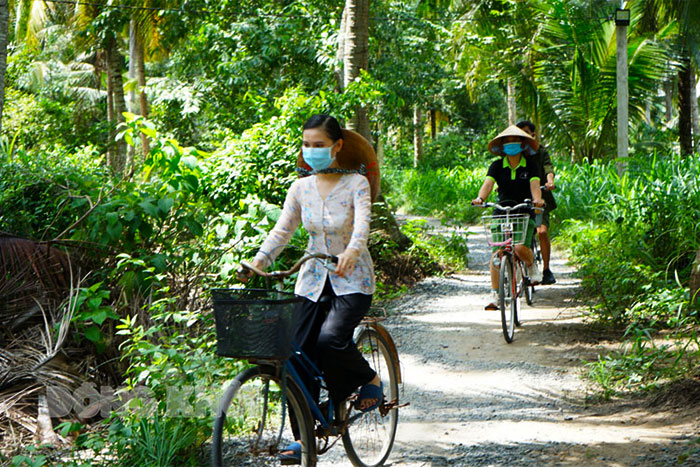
342, 326, 399, 467
499, 255, 517, 343
211, 365, 316, 467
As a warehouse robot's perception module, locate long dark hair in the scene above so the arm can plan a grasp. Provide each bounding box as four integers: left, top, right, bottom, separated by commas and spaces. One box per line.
302, 114, 343, 142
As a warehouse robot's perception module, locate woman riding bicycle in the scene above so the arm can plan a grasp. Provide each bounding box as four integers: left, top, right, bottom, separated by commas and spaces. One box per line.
472, 125, 545, 311
244, 114, 382, 464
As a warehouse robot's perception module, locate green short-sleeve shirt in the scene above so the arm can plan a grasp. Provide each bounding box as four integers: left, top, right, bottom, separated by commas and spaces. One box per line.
486, 156, 540, 208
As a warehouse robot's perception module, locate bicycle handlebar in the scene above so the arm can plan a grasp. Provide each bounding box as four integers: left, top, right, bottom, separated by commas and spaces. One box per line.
240, 253, 338, 280
473, 200, 536, 211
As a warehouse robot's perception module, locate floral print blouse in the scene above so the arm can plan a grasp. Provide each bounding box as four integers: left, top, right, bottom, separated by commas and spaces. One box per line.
254, 173, 376, 302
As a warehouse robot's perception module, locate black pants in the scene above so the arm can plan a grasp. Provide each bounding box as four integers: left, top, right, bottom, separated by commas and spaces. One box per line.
292, 279, 375, 411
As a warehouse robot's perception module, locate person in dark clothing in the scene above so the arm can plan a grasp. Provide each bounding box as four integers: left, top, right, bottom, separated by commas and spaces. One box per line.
473, 125, 545, 310
516, 121, 557, 285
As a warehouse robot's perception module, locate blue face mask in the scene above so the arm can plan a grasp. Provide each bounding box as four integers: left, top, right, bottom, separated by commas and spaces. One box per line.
502, 142, 523, 156
302, 142, 337, 171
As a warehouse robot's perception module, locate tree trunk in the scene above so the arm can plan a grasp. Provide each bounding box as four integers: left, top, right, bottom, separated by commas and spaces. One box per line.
341, 0, 409, 249
105, 49, 116, 169
343, 0, 371, 142
376, 120, 385, 166
0, 0, 7, 134
691, 247, 700, 311
14, 0, 30, 42
644, 100, 652, 125
127, 23, 137, 168
690, 70, 699, 153
370, 196, 412, 250
430, 108, 437, 139
507, 77, 517, 124
663, 79, 674, 123
129, 20, 150, 157
107, 35, 128, 173
413, 105, 423, 168
335, 6, 348, 92
678, 56, 693, 157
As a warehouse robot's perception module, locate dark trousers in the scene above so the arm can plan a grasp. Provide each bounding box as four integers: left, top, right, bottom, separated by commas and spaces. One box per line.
292, 279, 375, 416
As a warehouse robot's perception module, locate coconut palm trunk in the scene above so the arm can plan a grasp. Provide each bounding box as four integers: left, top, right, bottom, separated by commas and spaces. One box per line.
342, 0, 370, 142
413, 105, 423, 168
339, 0, 410, 249
106, 34, 128, 173
14, 0, 31, 42
678, 55, 693, 156
105, 49, 115, 168
129, 19, 150, 157
690, 71, 699, 153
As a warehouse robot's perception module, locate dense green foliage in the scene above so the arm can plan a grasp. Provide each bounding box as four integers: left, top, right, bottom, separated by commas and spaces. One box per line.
557, 155, 700, 323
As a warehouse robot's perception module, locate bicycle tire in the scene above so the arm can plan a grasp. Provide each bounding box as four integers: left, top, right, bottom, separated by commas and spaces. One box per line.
522, 257, 533, 308
342, 327, 399, 467
529, 234, 542, 300
212, 365, 316, 466
499, 255, 516, 343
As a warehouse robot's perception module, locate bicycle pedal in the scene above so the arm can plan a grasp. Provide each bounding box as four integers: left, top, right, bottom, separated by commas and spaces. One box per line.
379, 399, 409, 417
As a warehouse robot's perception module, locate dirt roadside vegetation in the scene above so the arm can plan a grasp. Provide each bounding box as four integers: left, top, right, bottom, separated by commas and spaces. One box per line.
320, 219, 700, 466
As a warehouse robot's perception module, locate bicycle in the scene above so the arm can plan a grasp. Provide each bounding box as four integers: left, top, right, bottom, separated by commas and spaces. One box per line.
524, 230, 541, 306
475, 200, 538, 343
210, 253, 402, 467
525, 185, 552, 305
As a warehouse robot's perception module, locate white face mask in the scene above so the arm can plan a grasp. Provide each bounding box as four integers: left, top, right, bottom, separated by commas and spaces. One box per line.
302, 142, 337, 171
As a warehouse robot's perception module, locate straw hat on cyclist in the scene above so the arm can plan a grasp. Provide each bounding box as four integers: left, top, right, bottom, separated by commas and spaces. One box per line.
473, 124, 544, 311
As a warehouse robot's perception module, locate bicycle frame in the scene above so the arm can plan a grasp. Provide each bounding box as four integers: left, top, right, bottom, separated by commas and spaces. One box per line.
285, 344, 337, 431
239, 254, 402, 433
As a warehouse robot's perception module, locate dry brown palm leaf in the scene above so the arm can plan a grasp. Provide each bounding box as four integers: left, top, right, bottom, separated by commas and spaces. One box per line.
0, 234, 74, 333
0, 282, 81, 392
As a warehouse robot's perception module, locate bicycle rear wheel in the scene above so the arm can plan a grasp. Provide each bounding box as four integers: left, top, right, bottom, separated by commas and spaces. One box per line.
522, 257, 533, 308
499, 255, 517, 343
212, 365, 316, 466
342, 327, 399, 467
528, 235, 542, 303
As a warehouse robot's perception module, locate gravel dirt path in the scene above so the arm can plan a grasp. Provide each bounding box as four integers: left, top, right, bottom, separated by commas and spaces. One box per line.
320, 219, 700, 466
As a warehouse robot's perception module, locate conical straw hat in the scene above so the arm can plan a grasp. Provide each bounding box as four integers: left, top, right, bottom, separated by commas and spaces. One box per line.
297, 129, 380, 201
488, 125, 539, 155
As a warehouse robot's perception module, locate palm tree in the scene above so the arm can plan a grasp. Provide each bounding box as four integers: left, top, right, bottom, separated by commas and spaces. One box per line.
529, 1, 668, 161
341, 0, 371, 141
71, 2, 129, 173
450, 0, 541, 125
129, 19, 150, 156
635, 0, 700, 156
106, 31, 128, 173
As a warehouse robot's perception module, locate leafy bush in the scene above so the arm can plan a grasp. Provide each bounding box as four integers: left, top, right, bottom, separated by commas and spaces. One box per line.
558, 154, 700, 323
383, 165, 485, 223
558, 154, 700, 397
0, 145, 108, 239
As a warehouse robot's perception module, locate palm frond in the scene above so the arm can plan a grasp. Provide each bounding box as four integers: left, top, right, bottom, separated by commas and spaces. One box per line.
0, 235, 72, 331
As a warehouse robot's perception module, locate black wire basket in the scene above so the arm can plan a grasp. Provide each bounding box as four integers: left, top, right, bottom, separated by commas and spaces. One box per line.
211, 289, 303, 360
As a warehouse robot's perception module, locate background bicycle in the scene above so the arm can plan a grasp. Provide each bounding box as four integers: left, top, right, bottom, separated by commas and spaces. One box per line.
476, 201, 538, 343
210, 253, 402, 467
